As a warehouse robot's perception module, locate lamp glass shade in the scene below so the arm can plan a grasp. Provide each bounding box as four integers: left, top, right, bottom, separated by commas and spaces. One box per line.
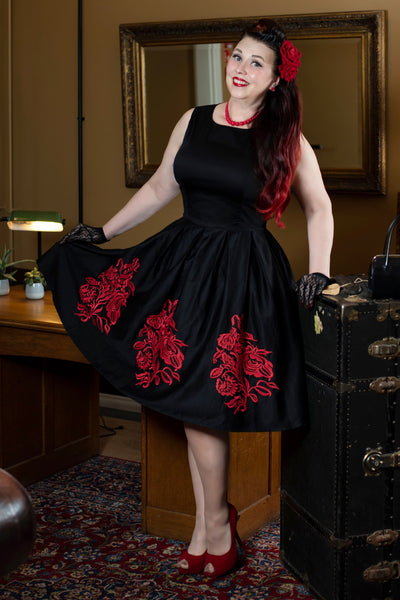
7, 210, 64, 232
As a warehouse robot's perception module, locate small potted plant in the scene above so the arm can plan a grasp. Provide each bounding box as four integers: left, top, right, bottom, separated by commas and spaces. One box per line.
0, 244, 33, 296
24, 266, 46, 300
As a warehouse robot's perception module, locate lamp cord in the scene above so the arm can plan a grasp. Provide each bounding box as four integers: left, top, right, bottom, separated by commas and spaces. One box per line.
99, 414, 124, 438
77, 0, 84, 223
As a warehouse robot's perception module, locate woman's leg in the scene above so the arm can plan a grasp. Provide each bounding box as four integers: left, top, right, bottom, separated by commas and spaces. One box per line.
177, 423, 231, 573
176, 444, 207, 569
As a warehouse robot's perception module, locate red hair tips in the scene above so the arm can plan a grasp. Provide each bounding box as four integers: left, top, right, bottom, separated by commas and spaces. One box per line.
254, 87, 302, 228
243, 19, 303, 227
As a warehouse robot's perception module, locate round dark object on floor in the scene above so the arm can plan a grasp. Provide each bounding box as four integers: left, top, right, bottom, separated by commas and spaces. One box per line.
0, 469, 36, 576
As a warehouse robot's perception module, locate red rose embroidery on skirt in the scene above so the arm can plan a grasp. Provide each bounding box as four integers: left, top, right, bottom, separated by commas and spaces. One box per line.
210, 314, 279, 414
133, 299, 187, 388
75, 257, 140, 335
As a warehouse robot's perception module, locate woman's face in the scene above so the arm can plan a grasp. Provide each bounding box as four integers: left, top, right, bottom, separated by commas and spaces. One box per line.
226, 35, 279, 105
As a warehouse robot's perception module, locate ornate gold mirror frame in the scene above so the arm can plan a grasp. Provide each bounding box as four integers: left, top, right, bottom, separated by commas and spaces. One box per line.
120, 11, 386, 194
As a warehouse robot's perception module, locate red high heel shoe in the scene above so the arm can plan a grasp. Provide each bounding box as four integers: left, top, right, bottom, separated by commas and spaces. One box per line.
177, 549, 207, 574
203, 503, 242, 578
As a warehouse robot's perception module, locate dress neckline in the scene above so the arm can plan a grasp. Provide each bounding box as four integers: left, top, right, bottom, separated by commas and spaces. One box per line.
210, 105, 252, 132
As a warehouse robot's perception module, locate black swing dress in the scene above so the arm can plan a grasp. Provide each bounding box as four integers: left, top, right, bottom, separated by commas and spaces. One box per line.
38, 104, 307, 432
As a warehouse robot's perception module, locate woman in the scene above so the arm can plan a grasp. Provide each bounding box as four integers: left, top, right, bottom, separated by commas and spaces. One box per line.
39, 19, 333, 578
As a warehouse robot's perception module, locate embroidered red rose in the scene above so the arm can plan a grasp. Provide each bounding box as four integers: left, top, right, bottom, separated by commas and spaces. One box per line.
220, 352, 237, 372
210, 315, 278, 414
160, 336, 185, 370
135, 346, 153, 371
75, 257, 140, 335
217, 329, 241, 352
79, 281, 99, 304
243, 345, 275, 379
147, 312, 168, 330
135, 371, 152, 388
216, 374, 238, 397
106, 295, 127, 326
278, 40, 301, 82
133, 299, 187, 388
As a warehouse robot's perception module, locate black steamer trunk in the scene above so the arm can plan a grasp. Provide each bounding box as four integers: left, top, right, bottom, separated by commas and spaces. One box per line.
280, 277, 400, 600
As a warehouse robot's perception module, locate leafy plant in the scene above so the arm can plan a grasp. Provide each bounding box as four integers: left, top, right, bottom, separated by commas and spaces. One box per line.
24, 266, 46, 287
0, 244, 34, 281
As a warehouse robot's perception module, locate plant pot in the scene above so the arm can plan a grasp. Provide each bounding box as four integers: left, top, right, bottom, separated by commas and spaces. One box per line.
25, 283, 44, 300
0, 279, 10, 296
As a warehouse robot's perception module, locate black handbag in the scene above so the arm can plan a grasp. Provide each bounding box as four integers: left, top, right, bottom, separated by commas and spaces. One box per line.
368, 214, 400, 299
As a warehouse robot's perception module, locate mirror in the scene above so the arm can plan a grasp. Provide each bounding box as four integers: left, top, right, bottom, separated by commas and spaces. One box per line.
120, 11, 386, 194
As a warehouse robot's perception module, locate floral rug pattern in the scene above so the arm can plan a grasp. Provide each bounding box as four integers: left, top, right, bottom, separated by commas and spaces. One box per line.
0, 457, 315, 599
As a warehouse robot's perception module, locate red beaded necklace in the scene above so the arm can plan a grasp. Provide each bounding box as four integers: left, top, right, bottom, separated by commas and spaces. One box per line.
225, 101, 261, 127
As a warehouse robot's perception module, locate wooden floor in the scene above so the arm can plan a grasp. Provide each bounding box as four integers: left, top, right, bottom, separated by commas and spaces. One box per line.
99, 415, 141, 462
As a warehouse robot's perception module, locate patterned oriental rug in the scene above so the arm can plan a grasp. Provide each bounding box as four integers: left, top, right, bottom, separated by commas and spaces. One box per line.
0, 456, 315, 599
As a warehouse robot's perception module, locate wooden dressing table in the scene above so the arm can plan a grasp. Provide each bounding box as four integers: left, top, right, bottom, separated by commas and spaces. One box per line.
0, 286, 99, 485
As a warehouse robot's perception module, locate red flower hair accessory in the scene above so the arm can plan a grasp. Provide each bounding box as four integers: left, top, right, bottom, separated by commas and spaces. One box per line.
278, 40, 301, 82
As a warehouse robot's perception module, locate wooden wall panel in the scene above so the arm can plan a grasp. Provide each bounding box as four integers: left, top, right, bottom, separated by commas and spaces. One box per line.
0, 356, 99, 485
0, 357, 44, 467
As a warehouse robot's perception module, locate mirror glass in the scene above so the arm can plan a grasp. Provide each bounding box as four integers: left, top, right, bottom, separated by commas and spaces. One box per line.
120, 12, 386, 194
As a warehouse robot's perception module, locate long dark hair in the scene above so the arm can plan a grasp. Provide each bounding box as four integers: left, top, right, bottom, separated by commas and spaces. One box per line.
242, 19, 302, 227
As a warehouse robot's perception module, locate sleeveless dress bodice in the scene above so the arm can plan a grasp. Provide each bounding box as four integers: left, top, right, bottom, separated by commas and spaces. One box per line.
174, 106, 264, 230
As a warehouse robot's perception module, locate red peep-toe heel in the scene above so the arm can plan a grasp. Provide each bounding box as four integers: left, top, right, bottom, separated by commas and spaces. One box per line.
177, 549, 207, 574
203, 503, 242, 578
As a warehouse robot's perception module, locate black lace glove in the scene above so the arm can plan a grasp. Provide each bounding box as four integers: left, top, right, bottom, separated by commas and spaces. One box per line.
296, 272, 330, 309
60, 223, 108, 245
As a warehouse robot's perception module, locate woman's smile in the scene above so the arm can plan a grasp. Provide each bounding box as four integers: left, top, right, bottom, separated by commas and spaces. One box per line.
232, 77, 249, 87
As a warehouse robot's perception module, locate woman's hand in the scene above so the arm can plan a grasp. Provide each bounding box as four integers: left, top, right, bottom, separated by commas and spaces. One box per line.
296, 272, 330, 309
59, 223, 108, 245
